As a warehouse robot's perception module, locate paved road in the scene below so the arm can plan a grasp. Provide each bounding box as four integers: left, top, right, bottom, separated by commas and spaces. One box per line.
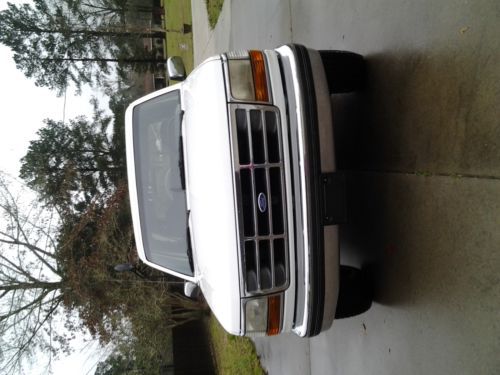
192, 1, 500, 374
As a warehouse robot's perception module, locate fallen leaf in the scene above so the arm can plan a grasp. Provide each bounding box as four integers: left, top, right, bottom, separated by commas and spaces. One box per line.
460, 26, 470, 34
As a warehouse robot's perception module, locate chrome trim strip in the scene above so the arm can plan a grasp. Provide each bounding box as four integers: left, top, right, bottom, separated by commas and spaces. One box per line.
264, 50, 297, 333
275, 45, 312, 337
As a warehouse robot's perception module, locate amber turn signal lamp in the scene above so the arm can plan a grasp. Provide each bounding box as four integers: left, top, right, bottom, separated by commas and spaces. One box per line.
267, 295, 281, 336
249, 50, 269, 102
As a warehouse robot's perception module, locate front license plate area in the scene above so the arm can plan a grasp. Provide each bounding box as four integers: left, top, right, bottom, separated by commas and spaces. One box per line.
321, 172, 347, 225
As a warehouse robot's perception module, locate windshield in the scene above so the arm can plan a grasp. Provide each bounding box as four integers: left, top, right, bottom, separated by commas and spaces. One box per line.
132, 90, 192, 276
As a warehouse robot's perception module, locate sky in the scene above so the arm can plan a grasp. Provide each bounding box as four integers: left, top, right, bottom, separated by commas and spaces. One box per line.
0, 43, 97, 178
0, 1, 108, 373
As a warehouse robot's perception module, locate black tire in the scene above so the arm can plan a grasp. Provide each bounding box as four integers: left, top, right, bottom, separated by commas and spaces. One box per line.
335, 265, 373, 319
319, 50, 366, 93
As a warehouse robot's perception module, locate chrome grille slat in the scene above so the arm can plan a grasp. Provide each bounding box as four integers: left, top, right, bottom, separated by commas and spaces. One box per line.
265, 166, 275, 288
230, 105, 289, 296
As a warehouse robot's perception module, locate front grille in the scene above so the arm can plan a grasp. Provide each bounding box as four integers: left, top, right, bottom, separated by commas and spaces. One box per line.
230, 105, 289, 296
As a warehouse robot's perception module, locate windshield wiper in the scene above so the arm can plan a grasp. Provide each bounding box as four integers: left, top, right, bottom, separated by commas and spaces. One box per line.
186, 211, 194, 273
178, 110, 186, 189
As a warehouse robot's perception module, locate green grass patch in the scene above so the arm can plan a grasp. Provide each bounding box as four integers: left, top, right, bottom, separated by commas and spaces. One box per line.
164, 0, 194, 74
205, 0, 225, 29
207, 315, 266, 375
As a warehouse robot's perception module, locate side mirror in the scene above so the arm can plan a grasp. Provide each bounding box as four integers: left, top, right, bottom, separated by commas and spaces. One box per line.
167, 56, 186, 81
184, 281, 200, 299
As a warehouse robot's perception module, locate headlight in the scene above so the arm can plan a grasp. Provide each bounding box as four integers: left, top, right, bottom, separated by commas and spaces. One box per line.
245, 297, 268, 334
227, 50, 269, 102
245, 295, 282, 336
228, 59, 255, 101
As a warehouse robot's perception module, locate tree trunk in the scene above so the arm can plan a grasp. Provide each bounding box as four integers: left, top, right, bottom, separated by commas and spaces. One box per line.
17, 27, 166, 39
43, 57, 163, 64
0, 281, 62, 292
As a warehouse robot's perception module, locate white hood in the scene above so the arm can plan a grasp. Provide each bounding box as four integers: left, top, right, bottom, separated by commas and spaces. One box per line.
181, 58, 242, 335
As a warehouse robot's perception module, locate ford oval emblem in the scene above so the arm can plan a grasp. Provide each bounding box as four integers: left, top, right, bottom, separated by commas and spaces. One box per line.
257, 192, 267, 213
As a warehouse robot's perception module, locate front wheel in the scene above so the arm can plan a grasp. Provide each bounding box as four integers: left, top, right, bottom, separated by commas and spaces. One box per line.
319, 50, 366, 93
335, 265, 373, 319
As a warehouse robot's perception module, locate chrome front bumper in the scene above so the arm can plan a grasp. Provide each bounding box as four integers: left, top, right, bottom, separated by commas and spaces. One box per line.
272, 44, 341, 337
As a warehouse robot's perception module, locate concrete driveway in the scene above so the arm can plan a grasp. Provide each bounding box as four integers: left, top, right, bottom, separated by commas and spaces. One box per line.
192, 1, 500, 374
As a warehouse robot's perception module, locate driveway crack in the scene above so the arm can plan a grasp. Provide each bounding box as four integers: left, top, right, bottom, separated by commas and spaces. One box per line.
344, 169, 500, 181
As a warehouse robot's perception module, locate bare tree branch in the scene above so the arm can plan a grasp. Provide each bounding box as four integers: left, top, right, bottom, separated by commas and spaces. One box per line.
0, 173, 65, 373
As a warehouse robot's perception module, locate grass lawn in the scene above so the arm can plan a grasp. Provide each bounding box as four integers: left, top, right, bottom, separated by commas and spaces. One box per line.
163, 0, 194, 74
205, 0, 225, 29
207, 315, 266, 375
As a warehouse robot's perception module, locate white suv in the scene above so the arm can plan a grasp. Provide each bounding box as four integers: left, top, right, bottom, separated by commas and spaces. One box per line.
125, 44, 371, 337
